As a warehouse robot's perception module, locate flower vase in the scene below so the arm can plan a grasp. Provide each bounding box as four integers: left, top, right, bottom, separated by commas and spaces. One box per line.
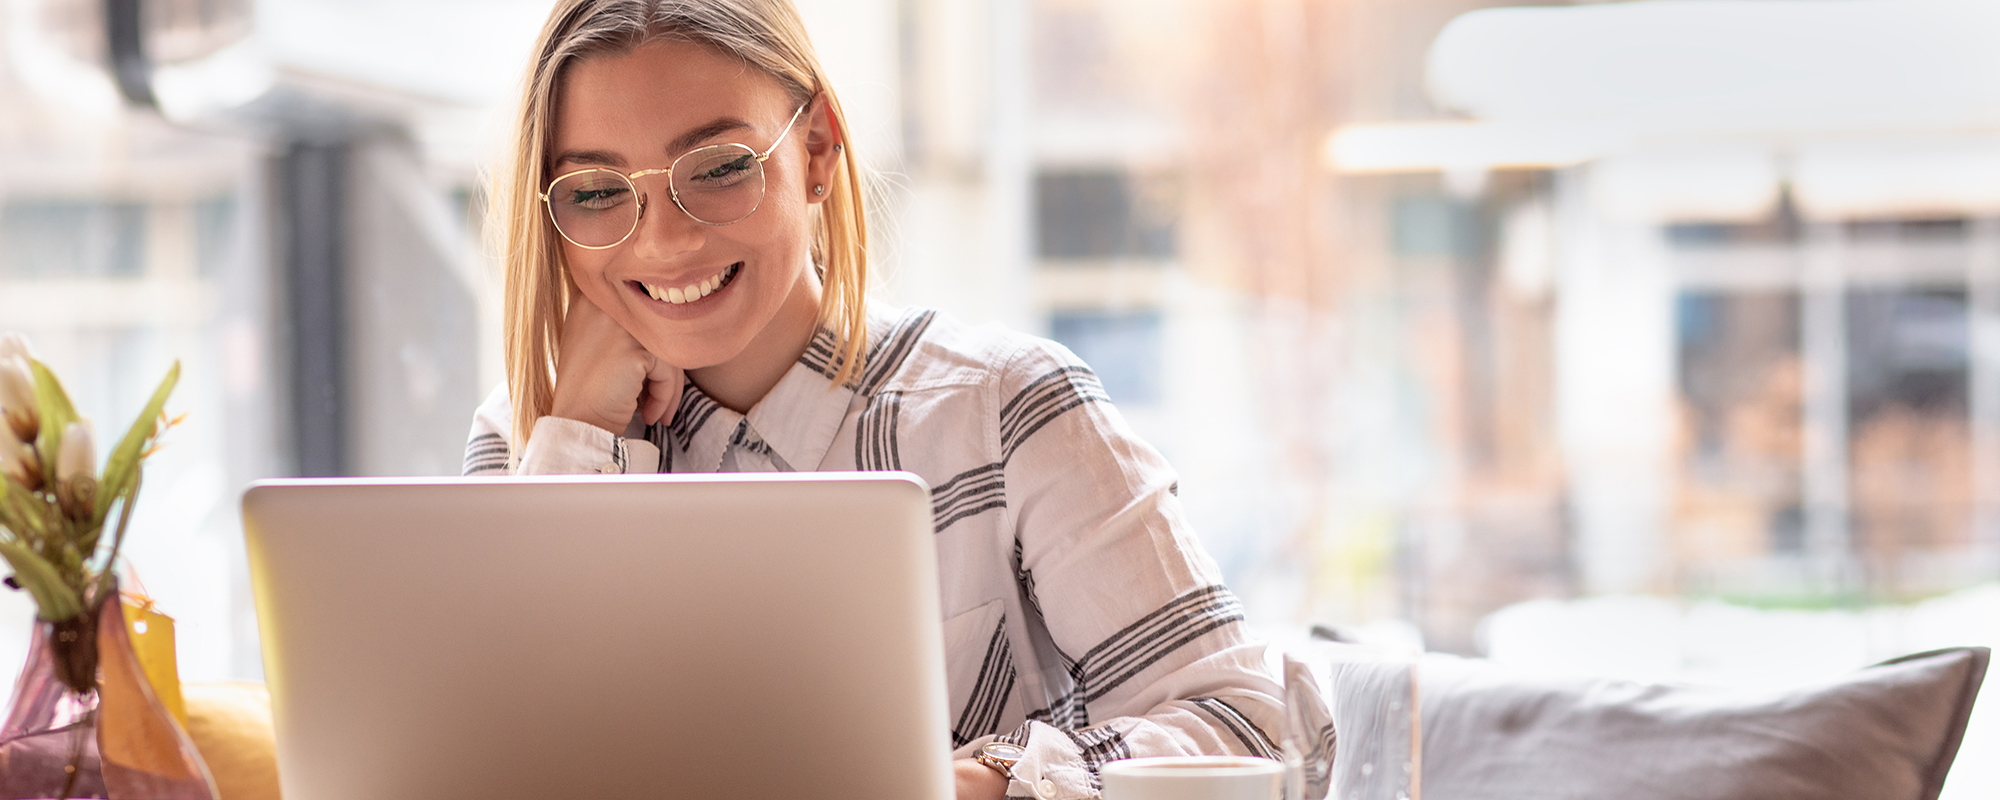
0, 583, 216, 799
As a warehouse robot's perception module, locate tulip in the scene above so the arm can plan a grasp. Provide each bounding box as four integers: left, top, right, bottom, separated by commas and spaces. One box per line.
0, 333, 32, 362
55, 419, 96, 518
0, 423, 39, 490
0, 356, 34, 442
56, 419, 94, 484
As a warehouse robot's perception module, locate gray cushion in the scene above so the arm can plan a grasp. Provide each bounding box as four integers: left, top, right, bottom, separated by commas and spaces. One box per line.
1295, 646, 1987, 800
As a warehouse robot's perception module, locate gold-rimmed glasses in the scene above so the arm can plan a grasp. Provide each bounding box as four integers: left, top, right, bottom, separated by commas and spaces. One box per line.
539, 102, 810, 249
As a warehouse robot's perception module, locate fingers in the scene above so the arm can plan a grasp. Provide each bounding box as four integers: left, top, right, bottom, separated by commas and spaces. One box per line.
639, 356, 684, 426
551, 287, 660, 434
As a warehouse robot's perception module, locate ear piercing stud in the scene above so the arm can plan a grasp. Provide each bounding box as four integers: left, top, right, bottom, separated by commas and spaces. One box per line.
814, 184, 826, 196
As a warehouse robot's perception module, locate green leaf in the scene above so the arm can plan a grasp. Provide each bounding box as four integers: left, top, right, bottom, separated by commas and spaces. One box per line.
0, 472, 51, 542
27, 359, 78, 472
94, 361, 178, 524
0, 539, 82, 621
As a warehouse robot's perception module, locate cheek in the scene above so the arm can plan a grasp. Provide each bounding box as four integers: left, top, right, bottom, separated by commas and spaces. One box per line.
563, 238, 621, 279
730, 203, 810, 277
756, 188, 816, 257
562, 249, 623, 304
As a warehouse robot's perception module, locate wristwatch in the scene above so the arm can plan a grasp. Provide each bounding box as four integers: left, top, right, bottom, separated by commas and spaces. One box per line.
974, 741, 1026, 779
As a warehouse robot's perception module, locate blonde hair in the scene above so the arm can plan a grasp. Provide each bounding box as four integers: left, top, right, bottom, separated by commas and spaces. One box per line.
494, 0, 869, 450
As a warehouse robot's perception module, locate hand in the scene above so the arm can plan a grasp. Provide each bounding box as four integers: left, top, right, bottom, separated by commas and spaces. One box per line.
549, 288, 684, 435
954, 758, 1008, 800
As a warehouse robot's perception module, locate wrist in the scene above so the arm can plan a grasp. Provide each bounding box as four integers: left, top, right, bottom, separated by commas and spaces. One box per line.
546, 402, 626, 436
953, 758, 1009, 800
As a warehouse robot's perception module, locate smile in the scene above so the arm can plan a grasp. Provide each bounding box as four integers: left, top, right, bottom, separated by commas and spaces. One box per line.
637, 263, 741, 305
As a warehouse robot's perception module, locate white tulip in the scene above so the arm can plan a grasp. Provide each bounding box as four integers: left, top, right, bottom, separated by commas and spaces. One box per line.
0, 333, 33, 362
0, 423, 39, 489
0, 356, 35, 442
57, 420, 94, 485
55, 420, 96, 517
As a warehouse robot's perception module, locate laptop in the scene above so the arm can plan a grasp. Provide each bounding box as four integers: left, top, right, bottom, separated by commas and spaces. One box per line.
242, 472, 952, 800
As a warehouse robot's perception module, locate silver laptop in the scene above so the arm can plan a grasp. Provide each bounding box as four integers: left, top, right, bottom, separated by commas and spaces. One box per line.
242, 472, 952, 800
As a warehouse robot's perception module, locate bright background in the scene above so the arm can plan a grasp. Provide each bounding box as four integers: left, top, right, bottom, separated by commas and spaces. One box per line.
1, 0, 1997, 793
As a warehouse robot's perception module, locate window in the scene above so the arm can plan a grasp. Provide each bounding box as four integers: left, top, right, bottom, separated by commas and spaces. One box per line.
193, 196, 238, 277
1391, 195, 1482, 258
1049, 309, 1163, 406
1674, 291, 1805, 567
0, 200, 147, 278
1034, 170, 1177, 261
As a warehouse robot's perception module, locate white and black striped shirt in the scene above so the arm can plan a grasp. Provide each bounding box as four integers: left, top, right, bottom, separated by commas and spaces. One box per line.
463, 304, 1284, 800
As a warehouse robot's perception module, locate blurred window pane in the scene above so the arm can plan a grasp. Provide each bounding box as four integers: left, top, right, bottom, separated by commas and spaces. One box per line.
194, 196, 237, 278
1665, 196, 1802, 249
1049, 309, 1161, 406
1847, 288, 1969, 417
1664, 219, 1802, 249
1035, 170, 1177, 260
1847, 287, 1970, 598
1674, 291, 1805, 570
1845, 217, 1968, 242
1391, 195, 1481, 258
0, 200, 147, 278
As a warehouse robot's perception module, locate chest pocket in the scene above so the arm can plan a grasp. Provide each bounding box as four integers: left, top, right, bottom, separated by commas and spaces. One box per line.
940, 599, 1015, 749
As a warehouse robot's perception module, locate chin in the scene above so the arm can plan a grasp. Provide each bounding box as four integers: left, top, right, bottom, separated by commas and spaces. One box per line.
636, 325, 753, 372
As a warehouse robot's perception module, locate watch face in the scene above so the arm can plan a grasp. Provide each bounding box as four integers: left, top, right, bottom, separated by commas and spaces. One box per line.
982, 742, 1027, 762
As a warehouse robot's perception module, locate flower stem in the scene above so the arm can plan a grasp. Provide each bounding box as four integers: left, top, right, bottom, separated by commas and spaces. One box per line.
95, 473, 139, 598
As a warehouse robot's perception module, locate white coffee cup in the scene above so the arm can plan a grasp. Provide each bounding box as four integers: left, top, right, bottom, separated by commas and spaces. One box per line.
1099, 755, 1284, 800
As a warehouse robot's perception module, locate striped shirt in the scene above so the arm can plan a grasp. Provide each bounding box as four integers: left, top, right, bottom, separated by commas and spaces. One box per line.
463, 303, 1284, 799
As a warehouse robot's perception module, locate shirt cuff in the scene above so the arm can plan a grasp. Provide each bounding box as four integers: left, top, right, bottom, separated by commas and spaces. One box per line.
517, 416, 662, 475
953, 722, 1096, 800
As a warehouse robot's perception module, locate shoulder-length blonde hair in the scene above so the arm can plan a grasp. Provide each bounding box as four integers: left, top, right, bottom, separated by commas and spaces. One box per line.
494, 0, 869, 450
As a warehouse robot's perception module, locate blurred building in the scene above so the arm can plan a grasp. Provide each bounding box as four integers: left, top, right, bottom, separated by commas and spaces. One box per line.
886, 0, 1576, 651
893, 0, 2000, 652
0, 0, 508, 679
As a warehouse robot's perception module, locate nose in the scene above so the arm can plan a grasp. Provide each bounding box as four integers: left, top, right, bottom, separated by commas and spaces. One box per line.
628, 182, 705, 261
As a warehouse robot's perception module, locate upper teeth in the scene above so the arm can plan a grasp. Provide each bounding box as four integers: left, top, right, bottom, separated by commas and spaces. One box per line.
641, 267, 730, 305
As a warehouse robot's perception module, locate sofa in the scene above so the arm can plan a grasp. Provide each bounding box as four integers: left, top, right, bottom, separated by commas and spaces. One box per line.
1284, 642, 1989, 800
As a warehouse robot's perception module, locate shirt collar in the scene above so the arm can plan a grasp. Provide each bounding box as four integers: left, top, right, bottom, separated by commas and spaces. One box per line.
665, 305, 900, 472
664, 383, 740, 472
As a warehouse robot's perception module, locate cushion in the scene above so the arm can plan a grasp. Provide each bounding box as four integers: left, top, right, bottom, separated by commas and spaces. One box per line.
182, 682, 282, 800
1293, 645, 1987, 800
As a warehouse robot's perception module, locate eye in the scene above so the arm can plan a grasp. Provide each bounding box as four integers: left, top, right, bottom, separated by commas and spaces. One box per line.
682, 152, 758, 188
550, 171, 635, 211
567, 184, 631, 209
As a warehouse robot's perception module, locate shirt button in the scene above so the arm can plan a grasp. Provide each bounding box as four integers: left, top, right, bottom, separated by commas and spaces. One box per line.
597, 461, 620, 474
1037, 778, 1055, 798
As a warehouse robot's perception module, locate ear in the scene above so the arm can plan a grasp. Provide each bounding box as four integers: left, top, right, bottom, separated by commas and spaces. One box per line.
801, 95, 843, 206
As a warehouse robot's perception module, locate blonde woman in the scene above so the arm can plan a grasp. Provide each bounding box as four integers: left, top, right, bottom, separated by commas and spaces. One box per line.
462, 1, 1285, 797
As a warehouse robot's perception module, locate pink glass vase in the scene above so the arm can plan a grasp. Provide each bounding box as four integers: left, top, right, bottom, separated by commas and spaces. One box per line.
0, 583, 217, 799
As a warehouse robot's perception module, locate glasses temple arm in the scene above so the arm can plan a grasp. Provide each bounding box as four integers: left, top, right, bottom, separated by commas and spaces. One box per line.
757, 101, 813, 161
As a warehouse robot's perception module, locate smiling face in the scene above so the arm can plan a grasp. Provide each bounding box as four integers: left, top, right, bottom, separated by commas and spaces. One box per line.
550, 38, 829, 374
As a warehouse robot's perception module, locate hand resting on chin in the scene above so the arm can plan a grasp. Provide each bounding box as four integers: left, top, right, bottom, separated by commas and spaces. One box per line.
549, 288, 685, 435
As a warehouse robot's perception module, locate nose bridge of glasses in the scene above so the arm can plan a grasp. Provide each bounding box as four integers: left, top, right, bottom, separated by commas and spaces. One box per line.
620, 168, 674, 220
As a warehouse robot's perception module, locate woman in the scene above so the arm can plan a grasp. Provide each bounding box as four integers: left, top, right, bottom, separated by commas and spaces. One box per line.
462, 1, 1285, 797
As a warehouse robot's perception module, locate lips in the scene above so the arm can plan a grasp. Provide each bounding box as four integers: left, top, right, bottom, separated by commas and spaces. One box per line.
635, 262, 741, 305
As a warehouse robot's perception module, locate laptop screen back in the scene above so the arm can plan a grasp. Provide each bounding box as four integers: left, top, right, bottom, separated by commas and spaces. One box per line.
243, 472, 950, 800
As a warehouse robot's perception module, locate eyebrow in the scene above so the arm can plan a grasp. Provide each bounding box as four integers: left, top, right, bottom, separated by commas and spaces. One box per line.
552, 117, 756, 170
668, 118, 753, 156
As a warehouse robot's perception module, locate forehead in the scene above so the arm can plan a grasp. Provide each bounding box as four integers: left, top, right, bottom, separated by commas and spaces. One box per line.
552, 38, 793, 159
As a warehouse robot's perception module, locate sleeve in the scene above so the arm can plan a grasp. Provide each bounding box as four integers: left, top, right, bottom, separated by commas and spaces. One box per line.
968, 340, 1286, 800
460, 384, 662, 476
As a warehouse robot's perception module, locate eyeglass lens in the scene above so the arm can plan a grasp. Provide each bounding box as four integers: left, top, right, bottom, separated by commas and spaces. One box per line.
546, 143, 767, 247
